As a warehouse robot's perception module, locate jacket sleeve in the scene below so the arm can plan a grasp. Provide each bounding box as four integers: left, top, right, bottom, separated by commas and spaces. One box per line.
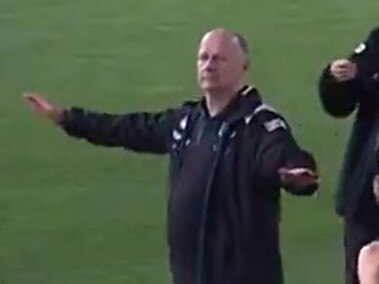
318, 65, 363, 117
59, 107, 181, 154
256, 115, 318, 196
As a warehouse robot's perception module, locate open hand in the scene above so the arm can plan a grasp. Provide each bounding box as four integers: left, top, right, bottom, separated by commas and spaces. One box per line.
279, 167, 319, 190
23, 93, 63, 123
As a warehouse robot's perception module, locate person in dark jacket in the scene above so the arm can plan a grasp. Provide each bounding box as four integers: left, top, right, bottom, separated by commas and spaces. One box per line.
25, 28, 318, 284
318, 27, 379, 284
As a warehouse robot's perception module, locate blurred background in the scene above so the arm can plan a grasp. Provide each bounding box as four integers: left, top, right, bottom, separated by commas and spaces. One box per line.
0, 0, 378, 283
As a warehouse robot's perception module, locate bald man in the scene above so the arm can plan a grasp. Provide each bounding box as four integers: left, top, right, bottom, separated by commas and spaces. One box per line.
24, 29, 318, 284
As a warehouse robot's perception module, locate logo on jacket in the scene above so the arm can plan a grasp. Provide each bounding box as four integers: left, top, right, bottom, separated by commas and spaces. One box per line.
354, 43, 366, 54
264, 118, 287, 132
373, 72, 379, 82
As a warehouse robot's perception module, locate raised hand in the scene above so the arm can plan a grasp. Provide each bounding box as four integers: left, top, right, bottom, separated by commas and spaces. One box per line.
23, 93, 63, 123
330, 59, 357, 82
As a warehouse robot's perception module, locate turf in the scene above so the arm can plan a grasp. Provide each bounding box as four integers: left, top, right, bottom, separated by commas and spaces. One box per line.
0, 0, 378, 283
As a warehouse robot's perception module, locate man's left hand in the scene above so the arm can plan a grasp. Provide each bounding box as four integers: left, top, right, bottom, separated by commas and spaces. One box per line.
279, 167, 319, 190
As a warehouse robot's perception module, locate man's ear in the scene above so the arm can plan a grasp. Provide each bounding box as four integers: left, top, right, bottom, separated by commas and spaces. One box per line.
373, 175, 379, 192
243, 59, 250, 70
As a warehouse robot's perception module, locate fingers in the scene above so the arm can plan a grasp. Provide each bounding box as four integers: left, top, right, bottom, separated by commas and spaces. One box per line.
279, 168, 320, 189
23, 92, 53, 110
23, 92, 58, 119
330, 59, 357, 82
23, 93, 46, 106
24, 93, 42, 109
23, 92, 63, 125
24, 94, 40, 114
299, 176, 319, 185
279, 167, 318, 178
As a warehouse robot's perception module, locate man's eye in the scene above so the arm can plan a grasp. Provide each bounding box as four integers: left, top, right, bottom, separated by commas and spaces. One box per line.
198, 54, 208, 61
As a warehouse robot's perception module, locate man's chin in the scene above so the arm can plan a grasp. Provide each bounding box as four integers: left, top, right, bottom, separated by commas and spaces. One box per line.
200, 83, 223, 93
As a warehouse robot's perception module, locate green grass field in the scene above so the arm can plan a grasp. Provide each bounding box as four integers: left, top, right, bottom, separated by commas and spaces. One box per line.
1, 0, 378, 283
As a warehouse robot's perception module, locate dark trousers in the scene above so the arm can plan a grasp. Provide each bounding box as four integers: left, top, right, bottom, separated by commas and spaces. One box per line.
344, 202, 379, 284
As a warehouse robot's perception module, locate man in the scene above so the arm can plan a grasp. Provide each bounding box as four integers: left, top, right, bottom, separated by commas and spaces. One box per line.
25, 29, 318, 284
357, 152, 379, 284
358, 172, 379, 284
358, 240, 379, 284
318, 27, 379, 284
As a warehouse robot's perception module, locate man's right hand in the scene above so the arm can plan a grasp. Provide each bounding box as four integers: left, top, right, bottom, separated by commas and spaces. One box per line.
330, 59, 358, 82
23, 93, 63, 124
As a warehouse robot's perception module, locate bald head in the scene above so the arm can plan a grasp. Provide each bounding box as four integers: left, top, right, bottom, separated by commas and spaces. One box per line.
200, 29, 249, 57
197, 29, 250, 96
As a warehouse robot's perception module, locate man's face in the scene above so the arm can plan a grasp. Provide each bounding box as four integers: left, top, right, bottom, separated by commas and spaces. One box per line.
197, 31, 247, 94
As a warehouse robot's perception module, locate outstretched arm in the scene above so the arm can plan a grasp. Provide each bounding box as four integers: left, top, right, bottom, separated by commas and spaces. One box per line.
258, 122, 319, 196
24, 93, 180, 154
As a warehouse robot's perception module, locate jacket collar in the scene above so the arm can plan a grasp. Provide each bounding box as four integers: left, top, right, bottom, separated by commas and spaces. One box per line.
198, 85, 262, 124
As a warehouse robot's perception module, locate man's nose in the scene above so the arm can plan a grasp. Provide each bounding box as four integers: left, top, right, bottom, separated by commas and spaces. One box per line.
203, 58, 216, 71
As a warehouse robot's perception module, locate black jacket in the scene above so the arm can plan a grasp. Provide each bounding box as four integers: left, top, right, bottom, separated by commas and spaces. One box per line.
318, 27, 379, 219
60, 86, 317, 284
